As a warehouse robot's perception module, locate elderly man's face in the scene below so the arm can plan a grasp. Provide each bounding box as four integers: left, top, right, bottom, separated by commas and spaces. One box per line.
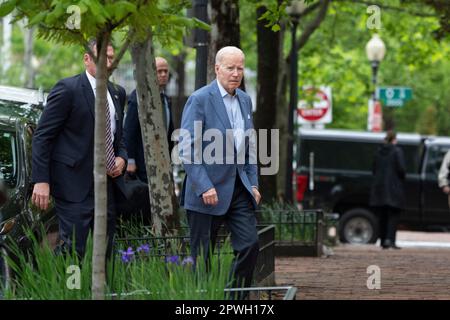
215, 53, 244, 95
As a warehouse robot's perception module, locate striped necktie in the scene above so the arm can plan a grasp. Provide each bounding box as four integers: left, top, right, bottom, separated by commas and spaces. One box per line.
105, 99, 115, 172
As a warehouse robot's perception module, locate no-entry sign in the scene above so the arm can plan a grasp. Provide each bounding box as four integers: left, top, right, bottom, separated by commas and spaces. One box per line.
297, 86, 332, 124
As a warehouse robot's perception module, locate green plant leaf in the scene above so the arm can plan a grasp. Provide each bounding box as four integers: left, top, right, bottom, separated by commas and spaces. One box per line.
0, 0, 16, 17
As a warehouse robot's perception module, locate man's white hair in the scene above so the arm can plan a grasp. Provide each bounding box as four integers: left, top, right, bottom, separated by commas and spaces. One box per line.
215, 46, 245, 65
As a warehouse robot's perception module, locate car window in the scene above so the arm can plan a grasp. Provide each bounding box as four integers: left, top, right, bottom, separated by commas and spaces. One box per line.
425, 145, 450, 176
298, 139, 421, 173
0, 131, 18, 186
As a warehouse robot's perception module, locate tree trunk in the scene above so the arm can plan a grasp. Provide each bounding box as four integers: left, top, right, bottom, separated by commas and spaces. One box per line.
130, 29, 180, 236
23, 25, 35, 88
207, 0, 244, 89
172, 50, 187, 129
92, 33, 110, 300
275, 60, 289, 201
255, 5, 283, 202
1, 14, 12, 75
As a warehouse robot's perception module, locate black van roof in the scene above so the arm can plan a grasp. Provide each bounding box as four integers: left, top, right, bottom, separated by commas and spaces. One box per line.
299, 128, 422, 145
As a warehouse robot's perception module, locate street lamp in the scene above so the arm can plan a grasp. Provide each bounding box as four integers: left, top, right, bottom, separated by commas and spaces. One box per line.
285, 0, 307, 203
365, 34, 386, 131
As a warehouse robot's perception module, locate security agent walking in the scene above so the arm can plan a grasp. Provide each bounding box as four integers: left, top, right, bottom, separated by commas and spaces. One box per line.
124, 56, 174, 184
31, 41, 128, 258
438, 149, 450, 208
370, 130, 406, 249
179, 46, 261, 296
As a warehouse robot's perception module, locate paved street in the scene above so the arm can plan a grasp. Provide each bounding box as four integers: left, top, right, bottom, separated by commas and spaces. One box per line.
275, 231, 450, 299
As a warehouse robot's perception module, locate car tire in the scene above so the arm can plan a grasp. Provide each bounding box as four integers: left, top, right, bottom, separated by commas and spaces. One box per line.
339, 208, 378, 244
0, 246, 12, 296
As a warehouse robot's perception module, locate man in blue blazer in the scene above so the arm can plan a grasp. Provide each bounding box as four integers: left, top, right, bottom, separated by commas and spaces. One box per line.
31, 40, 128, 258
180, 46, 261, 295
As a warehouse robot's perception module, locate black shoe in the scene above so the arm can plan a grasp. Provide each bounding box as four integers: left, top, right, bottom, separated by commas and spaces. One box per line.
381, 240, 392, 249
390, 245, 401, 250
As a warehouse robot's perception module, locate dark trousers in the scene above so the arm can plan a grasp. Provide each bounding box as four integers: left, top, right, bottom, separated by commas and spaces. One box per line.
377, 205, 401, 246
187, 176, 259, 298
54, 178, 117, 260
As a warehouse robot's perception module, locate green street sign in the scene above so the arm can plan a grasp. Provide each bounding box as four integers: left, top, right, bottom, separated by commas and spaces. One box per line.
376, 87, 413, 107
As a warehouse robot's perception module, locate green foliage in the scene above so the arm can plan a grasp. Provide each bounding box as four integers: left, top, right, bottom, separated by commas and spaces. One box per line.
2, 223, 234, 300
259, 202, 316, 243
293, 0, 450, 134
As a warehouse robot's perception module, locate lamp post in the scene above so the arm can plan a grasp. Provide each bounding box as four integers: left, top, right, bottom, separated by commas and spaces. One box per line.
365, 34, 386, 132
285, 0, 306, 203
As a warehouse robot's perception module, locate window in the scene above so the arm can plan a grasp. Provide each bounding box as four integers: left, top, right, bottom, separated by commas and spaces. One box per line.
0, 131, 18, 186
299, 138, 421, 173
425, 145, 450, 175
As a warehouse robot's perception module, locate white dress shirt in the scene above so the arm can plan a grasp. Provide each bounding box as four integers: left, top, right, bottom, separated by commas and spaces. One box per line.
85, 71, 116, 142
217, 80, 245, 151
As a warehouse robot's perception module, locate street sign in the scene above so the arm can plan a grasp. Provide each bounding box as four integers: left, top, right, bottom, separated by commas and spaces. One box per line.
297, 86, 332, 124
376, 87, 412, 107
367, 99, 383, 132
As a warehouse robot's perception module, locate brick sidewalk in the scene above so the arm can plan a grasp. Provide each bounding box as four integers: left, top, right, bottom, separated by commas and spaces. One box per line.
275, 244, 450, 300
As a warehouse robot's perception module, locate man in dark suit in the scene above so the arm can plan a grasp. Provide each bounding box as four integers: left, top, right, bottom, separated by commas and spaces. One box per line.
31, 40, 128, 258
124, 56, 174, 183
179, 46, 261, 297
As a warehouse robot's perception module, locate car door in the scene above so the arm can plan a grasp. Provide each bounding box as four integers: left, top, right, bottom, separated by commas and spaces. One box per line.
421, 143, 450, 226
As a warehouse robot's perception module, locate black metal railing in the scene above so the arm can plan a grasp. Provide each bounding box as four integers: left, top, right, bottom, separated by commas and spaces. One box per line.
257, 209, 326, 256
113, 224, 276, 289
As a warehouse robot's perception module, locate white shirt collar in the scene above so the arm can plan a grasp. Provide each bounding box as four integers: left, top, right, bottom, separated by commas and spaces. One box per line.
217, 80, 236, 98
85, 70, 97, 91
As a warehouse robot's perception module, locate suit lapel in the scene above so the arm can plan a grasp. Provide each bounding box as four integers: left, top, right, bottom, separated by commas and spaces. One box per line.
236, 91, 251, 131
210, 80, 232, 130
81, 72, 95, 119
108, 82, 122, 140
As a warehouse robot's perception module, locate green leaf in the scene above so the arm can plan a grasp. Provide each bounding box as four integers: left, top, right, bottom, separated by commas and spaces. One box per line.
271, 24, 281, 32
27, 11, 47, 26
0, 0, 16, 17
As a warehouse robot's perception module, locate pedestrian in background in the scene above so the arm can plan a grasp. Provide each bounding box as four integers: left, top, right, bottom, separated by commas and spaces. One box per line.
370, 130, 406, 249
438, 149, 450, 208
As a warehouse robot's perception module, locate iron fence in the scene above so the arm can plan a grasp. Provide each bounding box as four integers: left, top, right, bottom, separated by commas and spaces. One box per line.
257, 209, 338, 256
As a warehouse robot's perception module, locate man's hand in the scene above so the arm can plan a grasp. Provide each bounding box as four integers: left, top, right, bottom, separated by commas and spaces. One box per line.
202, 188, 218, 206
127, 163, 137, 174
32, 182, 50, 210
443, 186, 450, 195
252, 187, 261, 205
108, 157, 126, 178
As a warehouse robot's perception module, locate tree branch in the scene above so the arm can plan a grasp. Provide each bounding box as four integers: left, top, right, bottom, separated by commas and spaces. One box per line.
296, 0, 330, 51
108, 30, 134, 75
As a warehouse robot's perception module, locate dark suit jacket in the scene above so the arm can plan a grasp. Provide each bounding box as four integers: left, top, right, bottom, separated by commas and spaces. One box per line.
123, 89, 174, 183
32, 72, 128, 203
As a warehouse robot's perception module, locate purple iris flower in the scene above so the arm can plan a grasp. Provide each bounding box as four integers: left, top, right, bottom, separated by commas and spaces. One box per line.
119, 247, 135, 263
181, 256, 195, 266
165, 255, 180, 265
136, 244, 150, 254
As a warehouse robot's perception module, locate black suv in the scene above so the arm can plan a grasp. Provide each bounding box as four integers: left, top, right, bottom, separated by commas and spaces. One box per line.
0, 85, 58, 289
295, 128, 450, 244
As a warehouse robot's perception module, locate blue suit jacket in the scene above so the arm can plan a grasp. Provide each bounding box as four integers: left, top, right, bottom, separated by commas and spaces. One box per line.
179, 80, 258, 215
32, 72, 128, 203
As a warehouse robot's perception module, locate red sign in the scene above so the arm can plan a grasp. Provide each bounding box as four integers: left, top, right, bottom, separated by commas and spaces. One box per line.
297, 88, 331, 122
371, 100, 383, 132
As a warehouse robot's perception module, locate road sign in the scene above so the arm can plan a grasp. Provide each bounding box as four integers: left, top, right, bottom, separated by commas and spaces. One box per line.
297, 86, 332, 124
376, 87, 412, 107
367, 99, 383, 132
